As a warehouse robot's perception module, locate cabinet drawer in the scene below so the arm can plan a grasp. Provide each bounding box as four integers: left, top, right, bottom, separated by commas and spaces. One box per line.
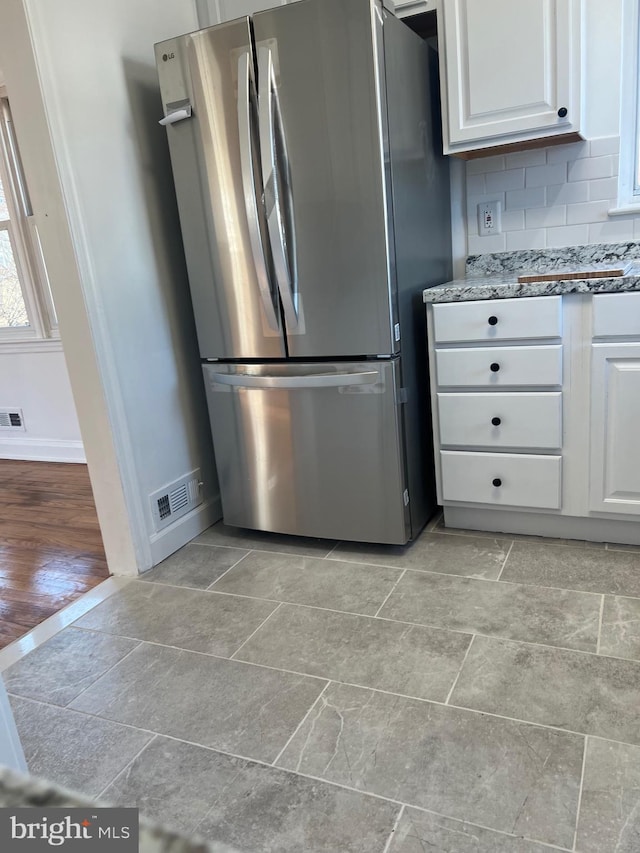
438, 392, 562, 449
593, 293, 640, 338
436, 345, 562, 387
432, 296, 562, 343
440, 451, 562, 509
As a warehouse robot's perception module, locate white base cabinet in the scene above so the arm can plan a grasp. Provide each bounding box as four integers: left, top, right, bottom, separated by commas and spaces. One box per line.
589, 344, 640, 515
426, 291, 640, 544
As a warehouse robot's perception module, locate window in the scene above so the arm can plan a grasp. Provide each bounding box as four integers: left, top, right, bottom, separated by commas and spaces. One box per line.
614, 0, 640, 212
0, 89, 57, 344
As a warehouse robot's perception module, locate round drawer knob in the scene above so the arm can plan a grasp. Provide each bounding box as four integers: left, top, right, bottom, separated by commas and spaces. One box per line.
488, 315, 499, 326
492, 478, 502, 488
558, 107, 568, 118
491, 417, 502, 426
490, 362, 501, 372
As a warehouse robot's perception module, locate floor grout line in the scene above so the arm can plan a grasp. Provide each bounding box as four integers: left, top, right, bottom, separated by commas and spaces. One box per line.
16, 646, 640, 751
271, 681, 330, 768
94, 733, 158, 803
66, 598, 639, 670
58, 641, 144, 708
143, 561, 617, 601
205, 550, 254, 589
496, 539, 515, 581
572, 736, 589, 852
596, 595, 605, 655
191, 539, 333, 559
374, 569, 407, 618
11, 692, 574, 851
323, 541, 342, 559
381, 803, 404, 853
229, 602, 283, 660
436, 529, 615, 552
444, 634, 475, 705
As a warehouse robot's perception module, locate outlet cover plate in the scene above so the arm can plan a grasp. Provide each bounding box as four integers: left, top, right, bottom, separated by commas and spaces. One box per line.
478, 200, 502, 236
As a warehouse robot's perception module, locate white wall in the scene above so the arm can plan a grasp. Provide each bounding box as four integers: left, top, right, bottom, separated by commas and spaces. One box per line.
458, 0, 631, 258
0, 0, 219, 573
0, 347, 84, 462
0, 64, 83, 464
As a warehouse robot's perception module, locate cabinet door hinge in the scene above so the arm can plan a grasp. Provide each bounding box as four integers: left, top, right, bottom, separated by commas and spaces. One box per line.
403, 489, 410, 506
396, 387, 408, 405
394, 323, 401, 342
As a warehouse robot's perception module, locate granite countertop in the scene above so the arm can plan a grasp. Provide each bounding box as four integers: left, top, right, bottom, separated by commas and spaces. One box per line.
424, 241, 640, 303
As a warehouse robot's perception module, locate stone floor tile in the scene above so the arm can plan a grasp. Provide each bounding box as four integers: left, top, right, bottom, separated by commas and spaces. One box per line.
436, 517, 604, 550
387, 807, 558, 852
576, 737, 640, 853
501, 543, 640, 597
194, 521, 336, 557
69, 642, 326, 763
331, 532, 510, 580
74, 582, 277, 657
9, 696, 153, 798
3, 627, 138, 706
103, 736, 399, 852
211, 552, 401, 616
379, 571, 600, 651
452, 636, 640, 744
235, 603, 471, 701
276, 682, 583, 849
599, 596, 640, 661
139, 544, 249, 589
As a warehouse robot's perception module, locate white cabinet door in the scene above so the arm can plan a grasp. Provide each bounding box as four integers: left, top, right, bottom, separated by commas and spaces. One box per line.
590, 343, 640, 515
201, 0, 288, 26
440, 0, 581, 155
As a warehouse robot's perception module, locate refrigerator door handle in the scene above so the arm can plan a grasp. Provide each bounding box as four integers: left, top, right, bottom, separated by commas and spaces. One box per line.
257, 46, 300, 332
208, 371, 378, 390
237, 51, 280, 333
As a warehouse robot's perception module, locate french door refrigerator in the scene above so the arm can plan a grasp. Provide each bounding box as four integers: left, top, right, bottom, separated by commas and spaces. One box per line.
155, 0, 452, 545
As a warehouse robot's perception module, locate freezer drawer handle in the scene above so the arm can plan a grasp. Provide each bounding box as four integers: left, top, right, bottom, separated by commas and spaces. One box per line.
258, 46, 300, 332
209, 371, 378, 390
237, 51, 281, 333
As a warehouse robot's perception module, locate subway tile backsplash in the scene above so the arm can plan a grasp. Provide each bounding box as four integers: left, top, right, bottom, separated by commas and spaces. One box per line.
465, 137, 637, 256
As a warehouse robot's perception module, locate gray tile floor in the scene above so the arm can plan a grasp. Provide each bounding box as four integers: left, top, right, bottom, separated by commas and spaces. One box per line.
5, 519, 640, 852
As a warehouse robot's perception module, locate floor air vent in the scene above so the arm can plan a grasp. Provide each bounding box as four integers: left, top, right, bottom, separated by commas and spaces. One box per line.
150, 469, 203, 532
0, 409, 25, 430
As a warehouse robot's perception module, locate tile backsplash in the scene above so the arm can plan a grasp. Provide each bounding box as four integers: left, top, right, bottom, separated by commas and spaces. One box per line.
466, 137, 638, 256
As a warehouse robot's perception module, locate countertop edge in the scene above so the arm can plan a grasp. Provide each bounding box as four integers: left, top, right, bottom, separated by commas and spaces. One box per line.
423, 274, 640, 304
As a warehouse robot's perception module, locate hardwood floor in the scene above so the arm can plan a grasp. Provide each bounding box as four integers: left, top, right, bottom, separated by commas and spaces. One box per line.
0, 459, 109, 649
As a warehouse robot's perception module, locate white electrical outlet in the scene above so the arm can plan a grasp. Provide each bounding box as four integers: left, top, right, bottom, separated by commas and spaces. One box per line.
478, 200, 502, 236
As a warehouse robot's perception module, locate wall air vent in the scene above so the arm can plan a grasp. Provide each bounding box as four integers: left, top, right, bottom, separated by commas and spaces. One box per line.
0, 408, 25, 430
150, 468, 203, 532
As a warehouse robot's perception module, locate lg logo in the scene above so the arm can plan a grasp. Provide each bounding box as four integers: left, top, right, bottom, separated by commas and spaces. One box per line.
162, 52, 175, 62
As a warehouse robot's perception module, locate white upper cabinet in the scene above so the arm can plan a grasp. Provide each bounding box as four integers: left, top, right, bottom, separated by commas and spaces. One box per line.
201, 0, 289, 26
439, 0, 582, 156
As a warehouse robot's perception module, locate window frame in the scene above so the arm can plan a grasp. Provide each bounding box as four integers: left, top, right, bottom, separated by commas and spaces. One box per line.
0, 86, 59, 348
612, 0, 640, 214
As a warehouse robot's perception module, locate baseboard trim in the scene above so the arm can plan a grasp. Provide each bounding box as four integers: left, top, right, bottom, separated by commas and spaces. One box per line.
0, 438, 86, 463
146, 494, 223, 571
444, 506, 640, 546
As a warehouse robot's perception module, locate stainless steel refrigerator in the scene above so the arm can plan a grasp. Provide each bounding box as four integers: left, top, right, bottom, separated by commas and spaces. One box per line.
155, 0, 452, 545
